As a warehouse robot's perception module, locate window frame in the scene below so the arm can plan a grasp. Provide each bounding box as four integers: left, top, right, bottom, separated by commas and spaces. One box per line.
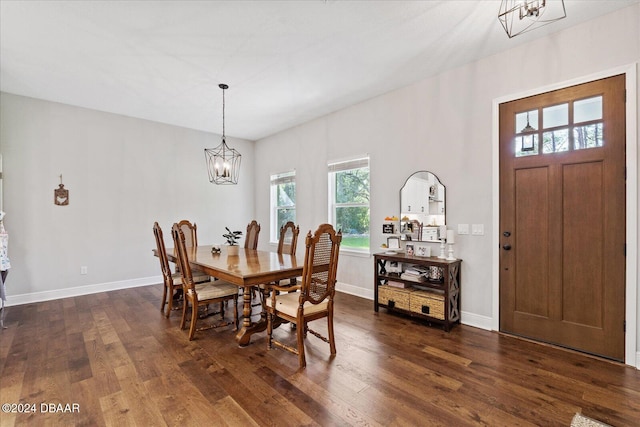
270, 170, 296, 243
328, 156, 370, 254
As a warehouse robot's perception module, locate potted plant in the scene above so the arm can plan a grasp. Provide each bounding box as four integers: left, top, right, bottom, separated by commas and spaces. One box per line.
223, 227, 243, 256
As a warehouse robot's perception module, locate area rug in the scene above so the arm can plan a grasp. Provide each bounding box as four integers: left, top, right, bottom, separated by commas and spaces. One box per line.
571, 413, 612, 427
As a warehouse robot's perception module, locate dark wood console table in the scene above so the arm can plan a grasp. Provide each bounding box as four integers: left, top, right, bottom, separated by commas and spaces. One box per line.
374, 252, 461, 331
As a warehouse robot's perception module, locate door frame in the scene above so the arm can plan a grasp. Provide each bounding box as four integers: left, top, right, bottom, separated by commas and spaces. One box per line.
491, 63, 638, 367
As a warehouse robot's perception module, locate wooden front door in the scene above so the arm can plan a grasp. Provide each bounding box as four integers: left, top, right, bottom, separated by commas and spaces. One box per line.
499, 74, 626, 361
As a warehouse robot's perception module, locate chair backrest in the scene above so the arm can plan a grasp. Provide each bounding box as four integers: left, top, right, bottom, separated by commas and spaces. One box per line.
277, 221, 300, 256
177, 219, 198, 247
244, 220, 261, 249
153, 222, 172, 283
299, 224, 342, 305
171, 223, 195, 292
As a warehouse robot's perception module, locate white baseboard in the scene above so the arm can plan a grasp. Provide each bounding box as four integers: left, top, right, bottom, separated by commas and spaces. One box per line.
3, 276, 161, 307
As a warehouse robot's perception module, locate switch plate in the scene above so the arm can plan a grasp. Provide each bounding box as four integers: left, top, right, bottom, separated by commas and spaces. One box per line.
458, 224, 469, 235
80, 266, 88, 275
472, 224, 484, 235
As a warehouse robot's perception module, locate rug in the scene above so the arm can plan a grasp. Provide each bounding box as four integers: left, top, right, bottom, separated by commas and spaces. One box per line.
571, 413, 612, 427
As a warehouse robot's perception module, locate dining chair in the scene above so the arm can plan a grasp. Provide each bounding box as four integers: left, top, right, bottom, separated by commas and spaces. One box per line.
244, 220, 261, 250
177, 219, 198, 247
277, 221, 300, 256
171, 223, 238, 340
277, 221, 300, 287
153, 222, 210, 317
266, 223, 342, 368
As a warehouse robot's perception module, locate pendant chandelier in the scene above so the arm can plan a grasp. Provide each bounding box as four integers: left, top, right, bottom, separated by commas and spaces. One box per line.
204, 83, 241, 185
498, 0, 566, 38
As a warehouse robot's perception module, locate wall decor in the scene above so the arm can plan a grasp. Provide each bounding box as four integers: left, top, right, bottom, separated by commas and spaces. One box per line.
54, 175, 69, 206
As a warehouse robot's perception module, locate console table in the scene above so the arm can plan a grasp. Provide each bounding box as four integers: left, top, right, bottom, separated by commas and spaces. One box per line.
374, 252, 461, 331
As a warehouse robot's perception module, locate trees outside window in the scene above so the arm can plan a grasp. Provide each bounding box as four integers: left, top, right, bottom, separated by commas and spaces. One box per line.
328, 157, 370, 252
270, 171, 296, 242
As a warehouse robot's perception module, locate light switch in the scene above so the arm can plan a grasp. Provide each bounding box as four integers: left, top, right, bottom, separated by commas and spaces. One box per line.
472, 224, 484, 235
458, 224, 469, 235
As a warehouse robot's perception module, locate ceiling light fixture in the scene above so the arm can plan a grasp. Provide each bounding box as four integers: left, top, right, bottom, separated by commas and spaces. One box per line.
498, 0, 566, 38
204, 84, 241, 185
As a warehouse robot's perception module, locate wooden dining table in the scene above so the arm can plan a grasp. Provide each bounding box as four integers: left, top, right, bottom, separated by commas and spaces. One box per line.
156, 245, 302, 346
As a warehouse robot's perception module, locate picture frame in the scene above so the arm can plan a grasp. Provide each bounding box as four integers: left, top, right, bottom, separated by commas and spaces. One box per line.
416, 246, 431, 257
382, 223, 394, 234
387, 236, 400, 250
405, 244, 414, 256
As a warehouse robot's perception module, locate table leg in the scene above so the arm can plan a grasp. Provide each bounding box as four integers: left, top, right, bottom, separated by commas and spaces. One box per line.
235, 285, 282, 346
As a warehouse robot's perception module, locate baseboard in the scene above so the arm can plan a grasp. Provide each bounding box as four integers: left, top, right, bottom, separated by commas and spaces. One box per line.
3, 276, 161, 307
336, 281, 492, 331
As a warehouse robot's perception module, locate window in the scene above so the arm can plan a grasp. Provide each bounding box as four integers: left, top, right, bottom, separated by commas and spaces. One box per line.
328, 157, 370, 252
514, 95, 604, 157
270, 171, 296, 243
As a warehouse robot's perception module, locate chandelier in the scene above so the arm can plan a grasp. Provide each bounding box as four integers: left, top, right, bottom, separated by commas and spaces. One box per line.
498, 0, 566, 38
204, 84, 242, 185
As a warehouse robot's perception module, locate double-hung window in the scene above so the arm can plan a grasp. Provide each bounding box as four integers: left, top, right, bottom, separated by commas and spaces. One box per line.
270, 171, 296, 243
328, 157, 370, 253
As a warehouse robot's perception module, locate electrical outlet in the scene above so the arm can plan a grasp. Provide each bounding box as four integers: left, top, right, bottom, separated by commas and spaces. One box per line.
80, 266, 88, 275
472, 224, 484, 235
458, 224, 469, 235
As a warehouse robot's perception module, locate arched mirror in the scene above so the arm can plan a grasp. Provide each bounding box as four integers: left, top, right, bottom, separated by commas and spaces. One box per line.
400, 171, 446, 242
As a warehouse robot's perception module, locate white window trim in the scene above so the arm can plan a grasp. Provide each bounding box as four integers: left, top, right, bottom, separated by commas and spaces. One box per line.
270, 170, 296, 243
328, 156, 370, 254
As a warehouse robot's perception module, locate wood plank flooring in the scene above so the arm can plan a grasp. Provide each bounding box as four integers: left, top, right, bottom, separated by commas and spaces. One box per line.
1, 285, 639, 426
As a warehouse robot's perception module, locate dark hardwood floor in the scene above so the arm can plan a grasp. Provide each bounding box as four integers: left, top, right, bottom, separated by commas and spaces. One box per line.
1, 285, 639, 426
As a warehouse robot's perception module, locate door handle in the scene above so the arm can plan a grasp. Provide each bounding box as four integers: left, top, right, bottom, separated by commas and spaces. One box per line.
502, 244, 512, 250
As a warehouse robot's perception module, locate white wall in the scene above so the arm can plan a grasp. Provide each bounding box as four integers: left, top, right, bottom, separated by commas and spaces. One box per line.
0, 93, 255, 303
253, 5, 640, 362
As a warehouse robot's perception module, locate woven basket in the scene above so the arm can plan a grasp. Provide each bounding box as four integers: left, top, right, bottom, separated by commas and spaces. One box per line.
410, 290, 445, 320
378, 286, 411, 311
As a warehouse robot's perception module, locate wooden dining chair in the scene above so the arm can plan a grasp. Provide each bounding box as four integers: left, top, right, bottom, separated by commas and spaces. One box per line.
153, 222, 210, 317
277, 221, 300, 256
266, 223, 342, 368
177, 219, 198, 247
171, 223, 238, 340
244, 220, 261, 250
276, 221, 300, 287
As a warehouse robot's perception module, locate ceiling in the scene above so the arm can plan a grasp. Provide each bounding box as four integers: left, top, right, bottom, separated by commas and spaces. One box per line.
1, 0, 637, 141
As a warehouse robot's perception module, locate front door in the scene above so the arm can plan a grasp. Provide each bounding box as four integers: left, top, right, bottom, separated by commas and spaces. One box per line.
499, 74, 626, 361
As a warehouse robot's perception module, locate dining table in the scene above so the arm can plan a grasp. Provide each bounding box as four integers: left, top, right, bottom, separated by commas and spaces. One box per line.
155, 245, 302, 346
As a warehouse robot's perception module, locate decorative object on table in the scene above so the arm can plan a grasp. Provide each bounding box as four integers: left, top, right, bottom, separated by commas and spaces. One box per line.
438, 231, 447, 259
54, 174, 69, 206
498, 0, 566, 39
382, 223, 394, 234
223, 227, 242, 256
446, 229, 456, 260
416, 245, 431, 257
428, 266, 444, 282
386, 236, 400, 252
406, 244, 414, 256
211, 245, 221, 254
204, 83, 242, 185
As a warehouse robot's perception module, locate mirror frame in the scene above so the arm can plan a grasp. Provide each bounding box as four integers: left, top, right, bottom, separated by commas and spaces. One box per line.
399, 171, 446, 243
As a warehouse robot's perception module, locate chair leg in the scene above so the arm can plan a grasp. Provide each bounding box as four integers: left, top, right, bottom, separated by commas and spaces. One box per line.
161, 283, 168, 315
233, 296, 239, 330
166, 286, 175, 318
188, 303, 198, 340
328, 312, 336, 356
296, 320, 306, 368
180, 298, 188, 330
266, 312, 273, 349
